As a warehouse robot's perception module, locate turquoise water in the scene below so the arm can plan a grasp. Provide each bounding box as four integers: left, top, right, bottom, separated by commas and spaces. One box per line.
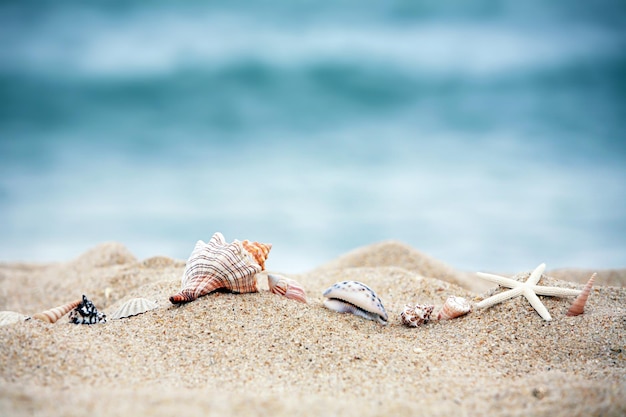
1, 2, 625, 272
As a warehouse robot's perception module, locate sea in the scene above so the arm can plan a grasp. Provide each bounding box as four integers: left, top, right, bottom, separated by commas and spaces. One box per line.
1, 1, 625, 273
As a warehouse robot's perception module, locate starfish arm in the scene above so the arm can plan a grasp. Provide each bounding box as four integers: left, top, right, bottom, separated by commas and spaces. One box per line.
527, 263, 546, 285
532, 286, 582, 297
523, 288, 552, 321
476, 272, 522, 288
477, 287, 524, 309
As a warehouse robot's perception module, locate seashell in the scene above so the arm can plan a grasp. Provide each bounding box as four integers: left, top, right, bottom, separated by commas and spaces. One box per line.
32, 298, 82, 323
267, 274, 307, 303
0, 311, 29, 326
437, 296, 471, 320
241, 240, 272, 271
169, 232, 267, 304
566, 273, 595, 317
110, 298, 158, 320
400, 304, 434, 327
322, 281, 388, 325
69, 294, 106, 324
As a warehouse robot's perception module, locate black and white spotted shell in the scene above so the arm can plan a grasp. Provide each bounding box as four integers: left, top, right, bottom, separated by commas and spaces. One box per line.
322, 281, 388, 325
69, 294, 106, 324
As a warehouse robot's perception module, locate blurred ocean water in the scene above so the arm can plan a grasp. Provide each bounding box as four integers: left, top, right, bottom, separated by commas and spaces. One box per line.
1, 1, 625, 273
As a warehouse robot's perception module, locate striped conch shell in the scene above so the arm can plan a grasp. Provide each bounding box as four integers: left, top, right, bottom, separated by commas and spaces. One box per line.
268, 274, 307, 303
111, 298, 158, 320
32, 298, 82, 323
400, 304, 434, 327
241, 240, 272, 270
566, 273, 595, 317
437, 296, 471, 320
169, 232, 270, 304
322, 281, 388, 325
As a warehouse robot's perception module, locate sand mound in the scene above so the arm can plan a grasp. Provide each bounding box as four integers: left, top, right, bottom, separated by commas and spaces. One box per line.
315, 240, 490, 292
548, 267, 626, 287
1, 242, 625, 417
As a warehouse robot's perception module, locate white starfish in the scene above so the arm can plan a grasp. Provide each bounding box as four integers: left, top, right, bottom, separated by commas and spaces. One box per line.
476, 263, 581, 321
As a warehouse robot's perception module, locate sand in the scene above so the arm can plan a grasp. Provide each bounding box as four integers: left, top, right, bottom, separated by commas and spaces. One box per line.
1, 240, 625, 417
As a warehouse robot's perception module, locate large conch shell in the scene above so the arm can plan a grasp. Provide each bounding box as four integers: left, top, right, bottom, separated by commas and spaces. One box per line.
566, 273, 595, 317
169, 232, 271, 304
268, 274, 307, 303
32, 298, 82, 323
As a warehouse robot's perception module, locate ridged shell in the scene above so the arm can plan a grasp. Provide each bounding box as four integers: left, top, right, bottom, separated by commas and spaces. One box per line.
169, 232, 265, 304
566, 273, 595, 317
268, 274, 307, 303
437, 296, 471, 320
111, 298, 158, 320
0, 311, 28, 326
400, 304, 434, 327
322, 281, 388, 325
241, 240, 272, 271
32, 298, 82, 323
69, 294, 106, 324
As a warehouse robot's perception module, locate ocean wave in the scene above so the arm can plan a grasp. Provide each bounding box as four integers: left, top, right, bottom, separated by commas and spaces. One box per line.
1, 6, 623, 80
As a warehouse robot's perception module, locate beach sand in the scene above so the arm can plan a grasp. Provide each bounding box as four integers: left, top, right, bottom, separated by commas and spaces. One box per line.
1, 240, 625, 416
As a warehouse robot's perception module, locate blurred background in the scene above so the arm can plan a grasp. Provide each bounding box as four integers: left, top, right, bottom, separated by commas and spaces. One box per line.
1, 1, 625, 273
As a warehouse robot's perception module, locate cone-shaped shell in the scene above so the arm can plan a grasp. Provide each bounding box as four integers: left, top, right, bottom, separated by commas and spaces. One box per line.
566, 273, 595, 317
241, 240, 272, 270
0, 311, 29, 326
111, 298, 158, 320
69, 294, 107, 324
169, 232, 262, 304
400, 304, 434, 327
268, 274, 307, 303
437, 296, 471, 320
322, 281, 388, 325
32, 298, 82, 323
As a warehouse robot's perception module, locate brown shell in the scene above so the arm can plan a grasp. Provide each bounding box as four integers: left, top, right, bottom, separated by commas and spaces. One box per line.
169, 232, 262, 304
566, 273, 595, 317
400, 304, 434, 327
32, 298, 82, 323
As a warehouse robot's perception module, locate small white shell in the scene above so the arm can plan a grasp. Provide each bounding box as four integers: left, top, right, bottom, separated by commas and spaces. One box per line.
437, 296, 471, 320
0, 311, 29, 326
400, 304, 434, 327
322, 281, 388, 325
110, 298, 158, 320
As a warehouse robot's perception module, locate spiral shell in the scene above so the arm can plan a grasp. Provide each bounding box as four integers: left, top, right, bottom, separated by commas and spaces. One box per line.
169, 232, 270, 304
110, 298, 158, 320
241, 240, 272, 271
32, 298, 82, 323
268, 274, 307, 303
400, 304, 434, 327
69, 294, 106, 324
566, 273, 595, 317
437, 296, 471, 320
0, 311, 29, 326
